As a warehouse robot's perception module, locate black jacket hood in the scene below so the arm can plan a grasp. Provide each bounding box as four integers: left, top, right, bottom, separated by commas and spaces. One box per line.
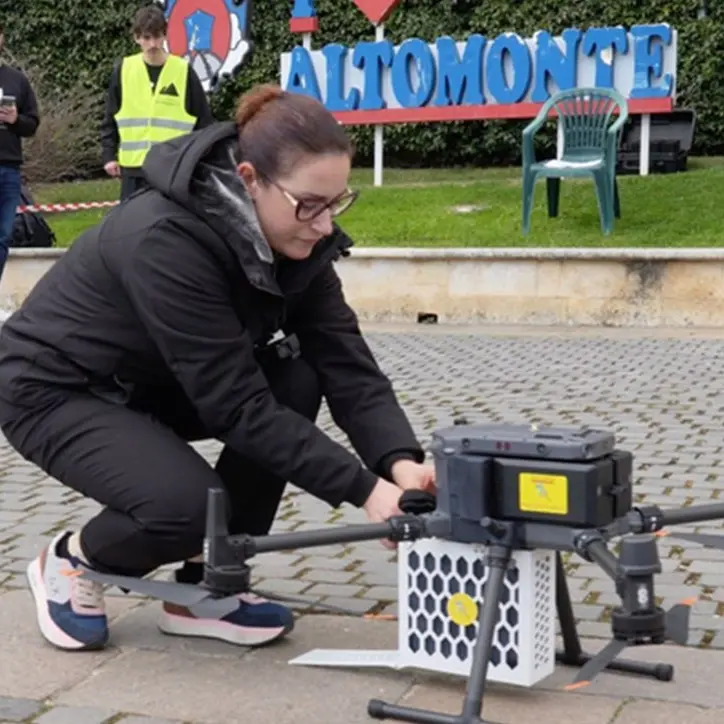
143, 122, 275, 271
141, 122, 353, 297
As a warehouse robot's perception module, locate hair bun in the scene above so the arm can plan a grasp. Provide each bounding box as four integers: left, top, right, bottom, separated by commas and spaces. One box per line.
235, 84, 285, 126
233, 82, 353, 182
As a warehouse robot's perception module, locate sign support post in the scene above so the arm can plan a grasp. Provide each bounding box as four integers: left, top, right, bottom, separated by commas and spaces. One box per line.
374, 22, 385, 187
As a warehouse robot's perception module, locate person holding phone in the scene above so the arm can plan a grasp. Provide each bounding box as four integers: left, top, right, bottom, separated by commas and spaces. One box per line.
0, 23, 40, 284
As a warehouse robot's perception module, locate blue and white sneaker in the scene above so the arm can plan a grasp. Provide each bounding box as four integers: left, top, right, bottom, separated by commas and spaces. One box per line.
26, 531, 109, 651
158, 590, 295, 647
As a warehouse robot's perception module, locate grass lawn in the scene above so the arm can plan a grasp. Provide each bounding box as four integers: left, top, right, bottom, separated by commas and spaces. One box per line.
30, 157, 724, 249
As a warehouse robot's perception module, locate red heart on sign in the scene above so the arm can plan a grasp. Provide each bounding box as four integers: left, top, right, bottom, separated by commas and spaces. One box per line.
351, 0, 402, 25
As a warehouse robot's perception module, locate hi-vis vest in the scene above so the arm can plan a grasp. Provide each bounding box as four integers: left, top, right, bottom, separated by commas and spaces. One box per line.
114, 53, 197, 168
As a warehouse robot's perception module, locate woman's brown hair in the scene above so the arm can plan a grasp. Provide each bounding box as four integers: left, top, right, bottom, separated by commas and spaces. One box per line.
235, 84, 354, 181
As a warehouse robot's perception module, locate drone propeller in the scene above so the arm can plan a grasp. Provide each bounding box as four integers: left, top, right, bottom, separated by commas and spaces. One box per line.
665, 599, 695, 645
563, 596, 696, 691
75, 566, 237, 607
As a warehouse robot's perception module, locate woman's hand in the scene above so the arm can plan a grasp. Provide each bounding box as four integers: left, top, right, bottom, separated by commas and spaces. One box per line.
390, 459, 436, 493
362, 478, 404, 549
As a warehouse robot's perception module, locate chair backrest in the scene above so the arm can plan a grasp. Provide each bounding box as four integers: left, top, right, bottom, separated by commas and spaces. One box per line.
549, 87, 628, 156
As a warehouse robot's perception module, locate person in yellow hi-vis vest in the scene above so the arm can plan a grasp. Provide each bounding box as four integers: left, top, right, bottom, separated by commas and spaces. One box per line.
100, 5, 214, 201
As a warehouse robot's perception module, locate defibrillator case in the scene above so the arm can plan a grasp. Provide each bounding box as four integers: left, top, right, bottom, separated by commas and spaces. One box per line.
432, 423, 633, 529
493, 448, 633, 527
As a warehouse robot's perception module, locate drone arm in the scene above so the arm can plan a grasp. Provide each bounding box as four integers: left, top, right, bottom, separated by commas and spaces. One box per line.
518, 522, 596, 552
602, 501, 724, 539
203, 512, 429, 596
657, 501, 724, 528
232, 515, 428, 557
607, 505, 666, 536
573, 531, 620, 581
518, 522, 623, 569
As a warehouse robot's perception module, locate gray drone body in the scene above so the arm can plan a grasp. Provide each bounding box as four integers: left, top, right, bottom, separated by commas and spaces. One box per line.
427, 422, 632, 546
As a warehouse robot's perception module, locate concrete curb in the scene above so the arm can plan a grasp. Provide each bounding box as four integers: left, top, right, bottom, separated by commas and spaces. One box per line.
345, 247, 724, 261
10, 246, 724, 261
4, 246, 724, 327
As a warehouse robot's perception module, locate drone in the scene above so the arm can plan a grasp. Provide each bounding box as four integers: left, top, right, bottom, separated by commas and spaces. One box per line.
76, 421, 724, 724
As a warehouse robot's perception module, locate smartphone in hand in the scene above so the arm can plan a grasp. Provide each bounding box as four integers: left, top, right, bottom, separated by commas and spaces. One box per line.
0, 95, 17, 128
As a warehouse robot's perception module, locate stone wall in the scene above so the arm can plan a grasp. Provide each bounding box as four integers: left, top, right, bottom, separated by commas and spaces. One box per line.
3, 247, 723, 327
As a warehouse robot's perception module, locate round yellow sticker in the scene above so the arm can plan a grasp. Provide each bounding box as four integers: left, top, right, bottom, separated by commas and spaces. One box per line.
447, 593, 478, 626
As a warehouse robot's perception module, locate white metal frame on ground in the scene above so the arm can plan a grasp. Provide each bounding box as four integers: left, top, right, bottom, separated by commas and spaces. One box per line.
289, 538, 558, 689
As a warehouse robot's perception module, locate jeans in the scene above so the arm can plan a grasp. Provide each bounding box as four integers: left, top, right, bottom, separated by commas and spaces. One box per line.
0, 165, 21, 281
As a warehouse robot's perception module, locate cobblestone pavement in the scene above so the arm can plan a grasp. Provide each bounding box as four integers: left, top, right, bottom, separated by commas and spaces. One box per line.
3, 325, 724, 721
226, 328, 724, 647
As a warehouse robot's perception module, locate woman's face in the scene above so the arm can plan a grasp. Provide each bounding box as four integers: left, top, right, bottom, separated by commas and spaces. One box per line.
239, 152, 353, 261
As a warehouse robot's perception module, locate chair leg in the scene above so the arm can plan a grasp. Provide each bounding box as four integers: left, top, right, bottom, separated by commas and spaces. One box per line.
546, 177, 561, 218
521, 170, 537, 234
613, 177, 621, 219
592, 170, 613, 235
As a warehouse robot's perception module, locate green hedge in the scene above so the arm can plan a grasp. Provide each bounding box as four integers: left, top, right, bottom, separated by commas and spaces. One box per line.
2, 0, 722, 169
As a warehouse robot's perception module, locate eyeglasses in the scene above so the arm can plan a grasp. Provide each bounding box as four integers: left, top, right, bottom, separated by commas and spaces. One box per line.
260, 174, 359, 222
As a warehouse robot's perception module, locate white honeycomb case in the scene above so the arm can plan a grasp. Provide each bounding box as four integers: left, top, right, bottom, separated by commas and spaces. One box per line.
289, 537, 558, 688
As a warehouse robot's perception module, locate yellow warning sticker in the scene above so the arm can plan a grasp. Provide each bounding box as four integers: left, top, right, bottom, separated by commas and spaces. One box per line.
447, 593, 478, 626
519, 472, 569, 515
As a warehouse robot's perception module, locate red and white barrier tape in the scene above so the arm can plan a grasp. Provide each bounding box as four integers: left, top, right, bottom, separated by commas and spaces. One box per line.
16, 200, 119, 214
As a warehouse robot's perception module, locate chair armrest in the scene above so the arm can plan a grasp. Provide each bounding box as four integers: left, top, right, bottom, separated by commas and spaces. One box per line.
609, 111, 629, 137
605, 106, 630, 163
522, 127, 538, 168
522, 95, 560, 168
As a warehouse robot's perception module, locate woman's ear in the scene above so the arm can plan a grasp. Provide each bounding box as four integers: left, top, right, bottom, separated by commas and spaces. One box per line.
237, 162, 259, 197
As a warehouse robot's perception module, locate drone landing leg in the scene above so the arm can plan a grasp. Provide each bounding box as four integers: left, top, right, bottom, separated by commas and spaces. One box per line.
554, 553, 674, 683
368, 544, 512, 724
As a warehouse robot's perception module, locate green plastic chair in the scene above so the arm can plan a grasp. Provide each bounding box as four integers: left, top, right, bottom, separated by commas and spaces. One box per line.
521, 87, 628, 235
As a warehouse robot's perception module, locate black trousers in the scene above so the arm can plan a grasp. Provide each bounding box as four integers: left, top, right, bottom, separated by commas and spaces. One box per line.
120, 172, 149, 202
1, 358, 322, 578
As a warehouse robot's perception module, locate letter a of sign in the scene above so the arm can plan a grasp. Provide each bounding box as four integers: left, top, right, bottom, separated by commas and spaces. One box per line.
351, 0, 402, 25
